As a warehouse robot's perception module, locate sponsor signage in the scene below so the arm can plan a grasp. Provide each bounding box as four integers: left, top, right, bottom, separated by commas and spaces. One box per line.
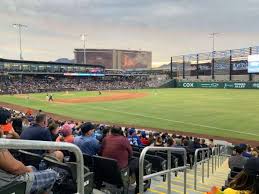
178, 81, 259, 89
64, 73, 104, 77
182, 83, 194, 88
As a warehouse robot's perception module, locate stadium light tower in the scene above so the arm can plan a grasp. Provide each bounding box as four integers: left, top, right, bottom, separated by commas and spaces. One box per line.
209, 32, 221, 78
80, 34, 87, 64
209, 32, 221, 54
13, 23, 27, 60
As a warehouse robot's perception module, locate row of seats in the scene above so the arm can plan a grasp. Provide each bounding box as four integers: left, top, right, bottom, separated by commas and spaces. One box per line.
3, 149, 153, 194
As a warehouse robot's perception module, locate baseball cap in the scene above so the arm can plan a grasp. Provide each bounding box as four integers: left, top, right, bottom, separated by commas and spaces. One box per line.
81, 122, 95, 134
60, 123, 72, 137
244, 158, 259, 176
141, 131, 146, 138
129, 128, 136, 135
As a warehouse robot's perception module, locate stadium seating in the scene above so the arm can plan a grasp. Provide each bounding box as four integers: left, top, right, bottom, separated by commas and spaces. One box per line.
0, 182, 26, 194
43, 156, 94, 194
17, 150, 43, 169
92, 155, 130, 193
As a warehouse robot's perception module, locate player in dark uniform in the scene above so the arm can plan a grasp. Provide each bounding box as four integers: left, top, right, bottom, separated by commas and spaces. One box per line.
99, 90, 102, 95
49, 94, 53, 102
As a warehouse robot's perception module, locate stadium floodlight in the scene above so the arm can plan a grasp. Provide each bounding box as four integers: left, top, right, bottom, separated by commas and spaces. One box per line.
13, 23, 27, 60
209, 32, 221, 78
80, 34, 87, 64
209, 32, 221, 55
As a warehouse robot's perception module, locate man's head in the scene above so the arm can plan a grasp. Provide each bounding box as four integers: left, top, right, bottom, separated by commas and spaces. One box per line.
35, 113, 47, 127
111, 126, 123, 135
233, 146, 243, 155
128, 128, 136, 136
0, 108, 11, 125
81, 122, 95, 136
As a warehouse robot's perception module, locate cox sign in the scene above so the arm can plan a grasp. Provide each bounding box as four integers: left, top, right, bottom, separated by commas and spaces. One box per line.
183, 83, 194, 88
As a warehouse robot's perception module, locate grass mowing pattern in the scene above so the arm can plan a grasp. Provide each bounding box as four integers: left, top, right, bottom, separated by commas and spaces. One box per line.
0, 88, 259, 141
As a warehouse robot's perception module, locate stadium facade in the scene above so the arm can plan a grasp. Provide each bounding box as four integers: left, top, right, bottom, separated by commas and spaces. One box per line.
74, 48, 152, 70
0, 58, 105, 76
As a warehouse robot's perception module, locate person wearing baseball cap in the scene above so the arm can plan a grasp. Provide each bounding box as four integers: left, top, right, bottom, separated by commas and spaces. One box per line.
56, 123, 74, 143
224, 158, 259, 194
73, 122, 100, 156
127, 128, 142, 146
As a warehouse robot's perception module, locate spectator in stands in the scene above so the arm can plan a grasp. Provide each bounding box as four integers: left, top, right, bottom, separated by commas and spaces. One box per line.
0, 108, 58, 194
11, 117, 23, 135
101, 126, 140, 194
200, 139, 208, 148
147, 132, 154, 145
173, 138, 182, 147
20, 113, 64, 161
0, 109, 20, 139
128, 128, 142, 146
224, 158, 259, 194
73, 122, 100, 156
251, 151, 258, 158
161, 133, 168, 144
21, 116, 30, 130
154, 136, 164, 147
101, 126, 132, 169
94, 124, 105, 141
193, 138, 202, 149
240, 144, 252, 158
48, 122, 59, 141
99, 126, 111, 142
208, 138, 214, 148
166, 137, 175, 147
140, 131, 150, 146
56, 123, 74, 143
228, 146, 247, 170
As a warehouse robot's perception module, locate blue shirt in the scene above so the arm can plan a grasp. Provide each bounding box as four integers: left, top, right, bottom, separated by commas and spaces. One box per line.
74, 135, 100, 156
128, 135, 142, 146
20, 124, 52, 155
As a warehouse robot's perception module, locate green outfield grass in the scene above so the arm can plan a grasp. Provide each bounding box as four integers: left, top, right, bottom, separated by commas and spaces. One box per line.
0, 88, 259, 141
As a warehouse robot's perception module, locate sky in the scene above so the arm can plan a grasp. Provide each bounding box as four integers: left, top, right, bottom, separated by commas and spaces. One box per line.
1, 0, 259, 67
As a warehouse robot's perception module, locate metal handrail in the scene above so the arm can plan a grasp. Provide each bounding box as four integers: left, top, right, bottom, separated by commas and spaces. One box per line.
211, 146, 219, 174
139, 147, 187, 194
0, 139, 84, 194
193, 148, 210, 190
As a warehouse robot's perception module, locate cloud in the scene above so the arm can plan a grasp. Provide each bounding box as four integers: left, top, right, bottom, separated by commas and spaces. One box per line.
0, 0, 259, 64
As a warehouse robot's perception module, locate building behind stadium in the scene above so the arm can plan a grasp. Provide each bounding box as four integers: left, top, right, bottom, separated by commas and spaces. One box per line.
74, 49, 152, 70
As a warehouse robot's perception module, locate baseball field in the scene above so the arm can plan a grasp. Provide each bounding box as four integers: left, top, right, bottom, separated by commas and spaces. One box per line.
0, 88, 259, 143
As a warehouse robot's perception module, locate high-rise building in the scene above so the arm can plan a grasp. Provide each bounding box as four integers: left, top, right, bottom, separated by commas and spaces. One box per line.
74, 49, 152, 69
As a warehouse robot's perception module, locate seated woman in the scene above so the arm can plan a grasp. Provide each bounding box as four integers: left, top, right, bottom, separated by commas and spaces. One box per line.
207, 158, 259, 194
140, 131, 150, 146
224, 157, 259, 194
56, 123, 74, 143
154, 136, 164, 147
48, 122, 60, 141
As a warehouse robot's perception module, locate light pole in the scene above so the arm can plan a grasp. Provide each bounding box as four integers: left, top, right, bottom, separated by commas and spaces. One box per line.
209, 32, 220, 55
209, 32, 220, 79
13, 23, 27, 60
80, 34, 87, 64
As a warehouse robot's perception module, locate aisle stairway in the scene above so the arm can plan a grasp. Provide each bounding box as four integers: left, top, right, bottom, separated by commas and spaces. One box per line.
93, 157, 230, 194
145, 157, 230, 194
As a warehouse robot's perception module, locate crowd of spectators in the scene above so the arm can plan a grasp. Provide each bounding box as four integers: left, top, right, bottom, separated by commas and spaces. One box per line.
1, 107, 259, 194
0, 74, 170, 95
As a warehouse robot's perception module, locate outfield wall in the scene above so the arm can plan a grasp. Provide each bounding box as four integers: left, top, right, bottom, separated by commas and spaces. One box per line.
177, 81, 259, 89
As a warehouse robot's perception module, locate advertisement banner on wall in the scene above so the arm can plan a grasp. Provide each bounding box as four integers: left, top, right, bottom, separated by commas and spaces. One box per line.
177, 81, 259, 89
